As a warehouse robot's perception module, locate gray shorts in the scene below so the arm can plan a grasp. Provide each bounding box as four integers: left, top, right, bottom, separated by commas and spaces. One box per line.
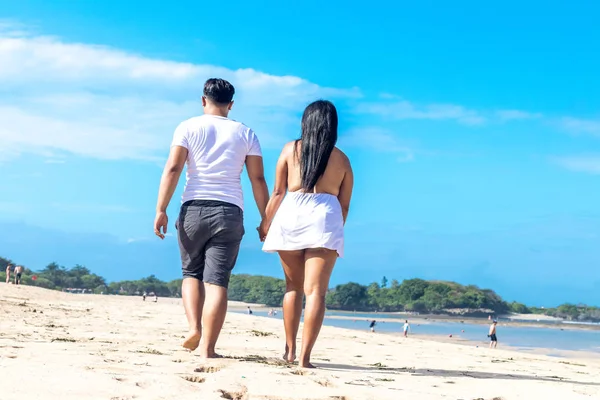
176, 200, 245, 288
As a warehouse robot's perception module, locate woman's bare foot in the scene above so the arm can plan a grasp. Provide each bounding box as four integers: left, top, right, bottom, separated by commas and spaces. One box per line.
182, 330, 201, 351
299, 355, 315, 368
282, 344, 296, 363
299, 361, 316, 368
199, 347, 223, 359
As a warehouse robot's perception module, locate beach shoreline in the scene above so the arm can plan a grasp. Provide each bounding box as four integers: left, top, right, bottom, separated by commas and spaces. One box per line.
238, 310, 600, 361
320, 311, 600, 331
232, 301, 600, 331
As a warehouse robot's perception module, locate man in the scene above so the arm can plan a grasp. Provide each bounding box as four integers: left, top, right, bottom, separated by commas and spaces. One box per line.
5, 264, 11, 284
370, 320, 376, 333
14, 265, 23, 285
154, 78, 269, 358
403, 320, 411, 337
488, 320, 498, 348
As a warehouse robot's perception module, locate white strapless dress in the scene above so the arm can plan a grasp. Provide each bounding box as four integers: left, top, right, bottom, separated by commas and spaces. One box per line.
262, 192, 344, 257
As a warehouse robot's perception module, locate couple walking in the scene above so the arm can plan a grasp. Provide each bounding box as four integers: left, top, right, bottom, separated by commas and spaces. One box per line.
154, 78, 353, 368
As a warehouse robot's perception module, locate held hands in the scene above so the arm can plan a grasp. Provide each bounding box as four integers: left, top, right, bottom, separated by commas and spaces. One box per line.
256, 218, 269, 242
154, 211, 168, 239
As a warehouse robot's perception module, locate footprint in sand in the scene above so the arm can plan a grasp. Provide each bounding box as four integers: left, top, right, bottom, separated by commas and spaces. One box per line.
194, 366, 222, 373
315, 378, 333, 387
289, 369, 312, 376
181, 375, 205, 384
218, 386, 248, 400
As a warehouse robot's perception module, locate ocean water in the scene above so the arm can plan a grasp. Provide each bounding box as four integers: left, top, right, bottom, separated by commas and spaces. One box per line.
237, 310, 600, 353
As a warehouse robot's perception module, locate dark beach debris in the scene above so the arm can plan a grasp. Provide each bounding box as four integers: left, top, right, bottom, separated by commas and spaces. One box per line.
134, 348, 164, 355
194, 366, 222, 373
249, 330, 274, 337
51, 337, 77, 343
559, 361, 585, 367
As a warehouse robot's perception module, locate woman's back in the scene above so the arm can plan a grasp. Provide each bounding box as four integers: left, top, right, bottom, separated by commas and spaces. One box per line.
284, 141, 350, 196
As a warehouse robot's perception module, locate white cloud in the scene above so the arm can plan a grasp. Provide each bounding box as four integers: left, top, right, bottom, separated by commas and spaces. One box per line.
340, 127, 415, 162
553, 156, 600, 175
496, 109, 542, 121
359, 100, 486, 125
560, 117, 600, 136
0, 27, 360, 161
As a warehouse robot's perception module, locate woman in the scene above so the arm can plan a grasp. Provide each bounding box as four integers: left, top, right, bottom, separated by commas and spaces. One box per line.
260, 100, 354, 368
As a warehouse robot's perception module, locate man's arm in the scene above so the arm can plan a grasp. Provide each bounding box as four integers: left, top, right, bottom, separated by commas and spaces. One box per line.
154, 146, 187, 238
245, 155, 269, 219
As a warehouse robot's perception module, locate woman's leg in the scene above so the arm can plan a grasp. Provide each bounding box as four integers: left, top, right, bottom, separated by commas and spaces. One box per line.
278, 250, 306, 363
299, 248, 337, 368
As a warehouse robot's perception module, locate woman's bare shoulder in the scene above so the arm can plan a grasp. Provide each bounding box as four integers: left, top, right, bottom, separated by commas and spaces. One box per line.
280, 141, 298, 157
333, 147, 351, 166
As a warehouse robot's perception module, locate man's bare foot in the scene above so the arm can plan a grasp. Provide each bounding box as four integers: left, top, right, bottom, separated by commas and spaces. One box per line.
283, 344, 296, 363
182, 330, 201, 351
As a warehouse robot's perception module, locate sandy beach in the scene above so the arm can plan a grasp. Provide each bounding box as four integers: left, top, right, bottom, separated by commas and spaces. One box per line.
1, 284, 599, 400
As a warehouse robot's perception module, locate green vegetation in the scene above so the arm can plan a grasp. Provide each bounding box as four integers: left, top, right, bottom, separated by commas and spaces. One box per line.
324, 278, 508, 314
529, 304, 600, 322
2, 256, 599, 321
0, 256, 182, 297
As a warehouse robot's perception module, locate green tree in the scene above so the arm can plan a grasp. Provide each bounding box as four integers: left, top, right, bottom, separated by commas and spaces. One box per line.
398, 279, 429, 303
326, 282, 368, 310
381, 276, 388, 288
509, 301, 531, 314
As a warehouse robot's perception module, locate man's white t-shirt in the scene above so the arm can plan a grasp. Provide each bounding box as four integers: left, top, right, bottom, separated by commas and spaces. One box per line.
171, 114, 262, 210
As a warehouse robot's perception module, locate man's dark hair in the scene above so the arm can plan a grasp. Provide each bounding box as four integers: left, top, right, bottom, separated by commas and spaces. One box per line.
203, 78, 235, 105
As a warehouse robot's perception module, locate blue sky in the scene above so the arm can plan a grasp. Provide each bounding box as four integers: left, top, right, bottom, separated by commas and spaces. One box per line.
1, 1, 599, 306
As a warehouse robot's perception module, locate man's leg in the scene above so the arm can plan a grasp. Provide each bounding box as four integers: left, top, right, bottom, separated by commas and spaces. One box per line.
279, 250, 306, 363
176, 203, 209, 351
199, 204, 244, 358
200, 282, 228, 358
182, 278, 205, 350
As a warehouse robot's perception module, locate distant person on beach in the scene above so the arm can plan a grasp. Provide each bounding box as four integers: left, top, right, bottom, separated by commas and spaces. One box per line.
5, 264, 11, 284
14, 265, 23, 285
370, 320, 377, 333
154, 78, 269, 358
260, 100, 354, 368
142, 291, 147, 301
154, 294, 158, 303
403, 320, 411, 337
488, 320, 498, 348
247, 306, 253, 315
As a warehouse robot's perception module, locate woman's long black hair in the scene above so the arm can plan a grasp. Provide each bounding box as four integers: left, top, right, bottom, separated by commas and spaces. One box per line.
296, 100, 338, 191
